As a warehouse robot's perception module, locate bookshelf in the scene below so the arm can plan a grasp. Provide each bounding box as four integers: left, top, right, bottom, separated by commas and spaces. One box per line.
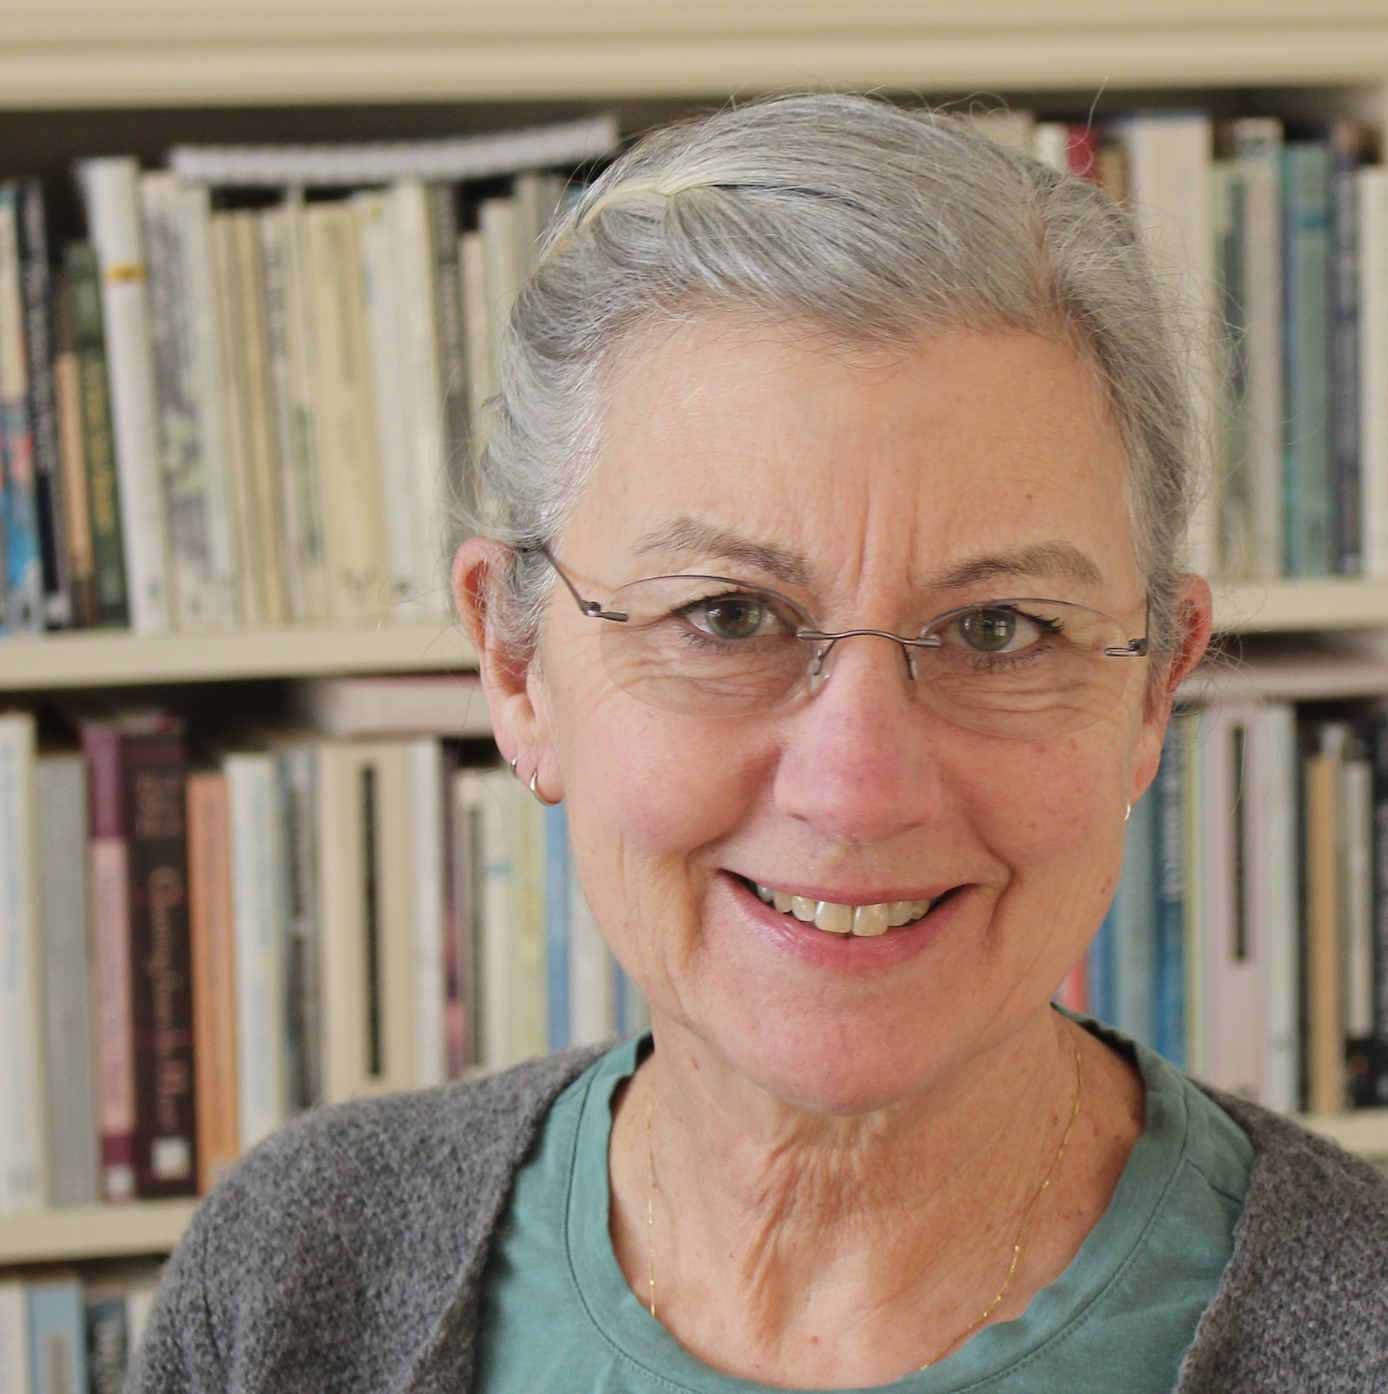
7, 0, 1388, 1286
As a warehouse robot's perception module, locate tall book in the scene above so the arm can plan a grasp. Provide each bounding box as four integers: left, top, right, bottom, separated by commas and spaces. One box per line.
302, 202, 389, 620
77, 157, 170, 631
0, 713, 45, 1214
83, 715, 197, 1198
449, 767, 485, 1071
25, 1279, 87, 1394
140, 173, 239, 630
1358, 166, 1388, 578
1281, 139, 1336, 577
1329, 123, 1365, 575
34, 754, 100, 1205
316, 741, 418, 1101
0, 1280, 27, 1391
225, 753, 287, 1151
1152, 716, 1187, 1067
1343, 732, 1376, 1106
543, 801, 571, 1051
52, 261, 97, 627
429, 183, 471, 534
186, 770, 239, 1192
63, 244, 128, 628
17, 179, 72, 629
278, 745, 322, 1113
1305, 721, 1347, 1113
1111, 783, 1156, 1049
409, 738, 447, 1087
0, 183, 42, 632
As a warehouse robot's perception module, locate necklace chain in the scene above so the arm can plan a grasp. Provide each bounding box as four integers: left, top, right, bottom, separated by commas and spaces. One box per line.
642, 1037, 1084, 1370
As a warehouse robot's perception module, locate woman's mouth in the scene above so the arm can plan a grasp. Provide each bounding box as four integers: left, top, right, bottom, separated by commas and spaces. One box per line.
741, 878, 945, 937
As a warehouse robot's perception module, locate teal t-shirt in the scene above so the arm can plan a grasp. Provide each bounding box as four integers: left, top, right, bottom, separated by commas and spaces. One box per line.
474, 1022, 1252, 1393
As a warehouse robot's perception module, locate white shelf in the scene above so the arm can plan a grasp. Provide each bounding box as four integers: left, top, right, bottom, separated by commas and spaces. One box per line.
0, 1199, 198, 1266
0, 621, 476, 691
1, 1, 1387, 108
1214, 577, 1388, 633
1299, 1109, 1388, 1159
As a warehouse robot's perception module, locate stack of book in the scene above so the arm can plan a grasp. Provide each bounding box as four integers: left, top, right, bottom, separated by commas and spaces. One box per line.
0, 675, 647, 1215
0, 116, 615, 636
1061, 687, 1388, 1118
0, 1264, 160, 1393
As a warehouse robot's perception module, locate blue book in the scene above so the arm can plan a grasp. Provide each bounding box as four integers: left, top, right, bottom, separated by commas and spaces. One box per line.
1087, 905, 1116, 1026
1153, 719, 1188, 1067
26, 1279, 87, 1394
1329, 122, 1364, 575
1281, 140, 1336, 576
1113, 790, 1157, 1049
543, 802, 571, 1051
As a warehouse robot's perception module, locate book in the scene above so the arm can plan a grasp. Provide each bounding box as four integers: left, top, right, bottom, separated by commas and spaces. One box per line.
296, 673, 489, 737
186, 770, 239, 1191
428, 183, 471, 532
85, 1289, 128, 1394
16, 179, 72, 630
77, 157, 171, 631
1330, 123, 1365, 575
410, 738, 447, 1087
316, 741, 417, 1101
33, 754, 100, 1206
544, 801, 571, 1051
0, 713, 45, 1214
0, 1280, 27, 1391
278, 745, 322, 1114
141, 173, 239, 631
25, 1279, 87, 1394
1358, 166, 1388, 579
1305, 722, 1346, 1112
0, 183, 43, 633
63, 243, 128, 628
1112, 782, 1156, 1049
83, 715, 198, 1198
226, 752, 287, 1150
51, 263, 97, 628
1342, 735, 1376, 1105
449, 767, 486, 1071
1152, 716, 1187, 1067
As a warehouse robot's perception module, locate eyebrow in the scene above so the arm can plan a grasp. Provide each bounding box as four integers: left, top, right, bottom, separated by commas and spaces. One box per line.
931, 541, 1103, 591
631, 517, 811, 586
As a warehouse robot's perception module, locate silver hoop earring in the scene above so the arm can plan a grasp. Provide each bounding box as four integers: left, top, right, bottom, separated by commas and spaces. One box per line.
508, 755, 520, 779
529, 771, 561, 807
1124, 803, 1132, 823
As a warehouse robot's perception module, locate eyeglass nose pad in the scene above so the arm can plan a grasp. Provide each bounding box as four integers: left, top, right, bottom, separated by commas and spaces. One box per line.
809, 641, 835, 682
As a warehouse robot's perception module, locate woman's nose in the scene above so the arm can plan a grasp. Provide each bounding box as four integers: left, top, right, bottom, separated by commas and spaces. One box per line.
774, 633, 947, 846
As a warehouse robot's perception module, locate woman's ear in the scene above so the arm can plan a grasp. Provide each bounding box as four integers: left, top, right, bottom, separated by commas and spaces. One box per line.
453, 537, 542, 769
1165, 573, 1214, 695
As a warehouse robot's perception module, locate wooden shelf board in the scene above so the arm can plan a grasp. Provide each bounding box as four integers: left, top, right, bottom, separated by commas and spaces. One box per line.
0, 621, 476, 690
1213, 577, 1388, 633
1299, 1109, 1388, 1158
0, 1199, 198, 1265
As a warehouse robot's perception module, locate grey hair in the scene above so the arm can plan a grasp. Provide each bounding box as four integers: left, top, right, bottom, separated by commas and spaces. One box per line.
473, 93, 1196, 663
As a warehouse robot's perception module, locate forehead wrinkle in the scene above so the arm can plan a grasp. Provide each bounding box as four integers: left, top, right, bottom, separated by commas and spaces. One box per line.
928, 541, 1103, 592
631, 516, 812, 587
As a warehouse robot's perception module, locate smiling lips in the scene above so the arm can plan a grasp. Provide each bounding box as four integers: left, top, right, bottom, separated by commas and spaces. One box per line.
749, 881, 941, 937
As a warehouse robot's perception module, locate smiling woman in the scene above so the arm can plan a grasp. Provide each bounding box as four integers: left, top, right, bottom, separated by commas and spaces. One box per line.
132, 95, 1388, 1394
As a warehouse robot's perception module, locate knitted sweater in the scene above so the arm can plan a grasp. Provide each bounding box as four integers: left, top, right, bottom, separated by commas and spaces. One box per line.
129, 1046, 1388, 1394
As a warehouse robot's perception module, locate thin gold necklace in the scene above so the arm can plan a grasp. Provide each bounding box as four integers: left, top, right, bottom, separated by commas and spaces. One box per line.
643, 1038, 1084, 1367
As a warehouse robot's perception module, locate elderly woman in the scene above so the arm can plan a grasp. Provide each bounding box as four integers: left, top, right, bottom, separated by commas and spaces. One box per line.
136, 95, 1388, 1392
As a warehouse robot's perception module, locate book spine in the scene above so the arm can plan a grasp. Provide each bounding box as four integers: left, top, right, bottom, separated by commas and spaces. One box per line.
1343, 743, 1376, 1105
278, 746, 321, 1113
34, 755, 100, 1206
66, 243, 129, 628
0, 185, 42, 633
448, 768, 484, 1072
1086, 906, 1115, 1026
17, 180, 72, 628
1153, 717, 1187, 1068
24, 1280, 88, 1393
226, 753, 287, 1150
1360, 168, 1388, 578
409, 738, 446, 1088
544, 800, 571, 1051
0, 1280, 28, 1390
186, 770, 239, 1193
84, 1294, 128, 1394
1112, 784, 1155, 1049
122, 730, 196, 1196
1281, 142, 1336, 577
429, 183, 471, 534
78, 157, 171, 631
52, 264, 97, 627
1212, 161, 1252, 577
83, 723, 137, 1199
1305, 724, 1346, 1112
1331, 123, 1363, 575
0, 714, 45, 1214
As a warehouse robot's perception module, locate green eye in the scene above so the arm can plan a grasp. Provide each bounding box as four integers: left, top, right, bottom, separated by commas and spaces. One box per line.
696, 596, 767, 640
958, 608, 1021, 652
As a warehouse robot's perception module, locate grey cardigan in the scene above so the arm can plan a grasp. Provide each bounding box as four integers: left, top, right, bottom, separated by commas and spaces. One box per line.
130, 1046, 1388, 1394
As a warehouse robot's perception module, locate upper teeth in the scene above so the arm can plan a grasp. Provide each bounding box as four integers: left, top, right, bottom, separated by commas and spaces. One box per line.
754, 884, 934, 935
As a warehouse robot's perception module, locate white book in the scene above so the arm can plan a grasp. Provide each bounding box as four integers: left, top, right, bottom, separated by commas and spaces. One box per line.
1232, 119, 1285, 580
569, 851, 614, 1047
169, 114, 618, 187
77, 157, 171, 631
1358, 166, 1388, 577
388, 180, 449, 617
1112, 114, 1217, 575
226, 753, 287, 1151
0, 714, 45, 1213
355, 191, 415, 613
1251, 702, 1300, 1113
140, 172, 239, 630
480, 197, 522, 400
410, 738, 447, 1088
0, 1280, 28, 1392
459, 229, 494, 474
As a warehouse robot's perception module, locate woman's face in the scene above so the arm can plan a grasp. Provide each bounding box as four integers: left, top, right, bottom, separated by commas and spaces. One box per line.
491, 317, 1206, 1116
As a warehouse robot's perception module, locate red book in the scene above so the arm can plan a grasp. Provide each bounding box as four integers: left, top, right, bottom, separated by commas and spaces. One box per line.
83, 715, 197, 1199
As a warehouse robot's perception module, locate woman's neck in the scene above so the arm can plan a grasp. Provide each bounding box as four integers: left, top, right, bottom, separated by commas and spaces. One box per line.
608, 1008, 1144, 1389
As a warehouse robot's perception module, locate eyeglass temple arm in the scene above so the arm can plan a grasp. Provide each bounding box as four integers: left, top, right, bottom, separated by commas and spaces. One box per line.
531, 545, 630, 623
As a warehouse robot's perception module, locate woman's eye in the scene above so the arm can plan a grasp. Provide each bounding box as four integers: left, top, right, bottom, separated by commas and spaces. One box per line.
954, 608, 1040, 653
687, 595, 771, 640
